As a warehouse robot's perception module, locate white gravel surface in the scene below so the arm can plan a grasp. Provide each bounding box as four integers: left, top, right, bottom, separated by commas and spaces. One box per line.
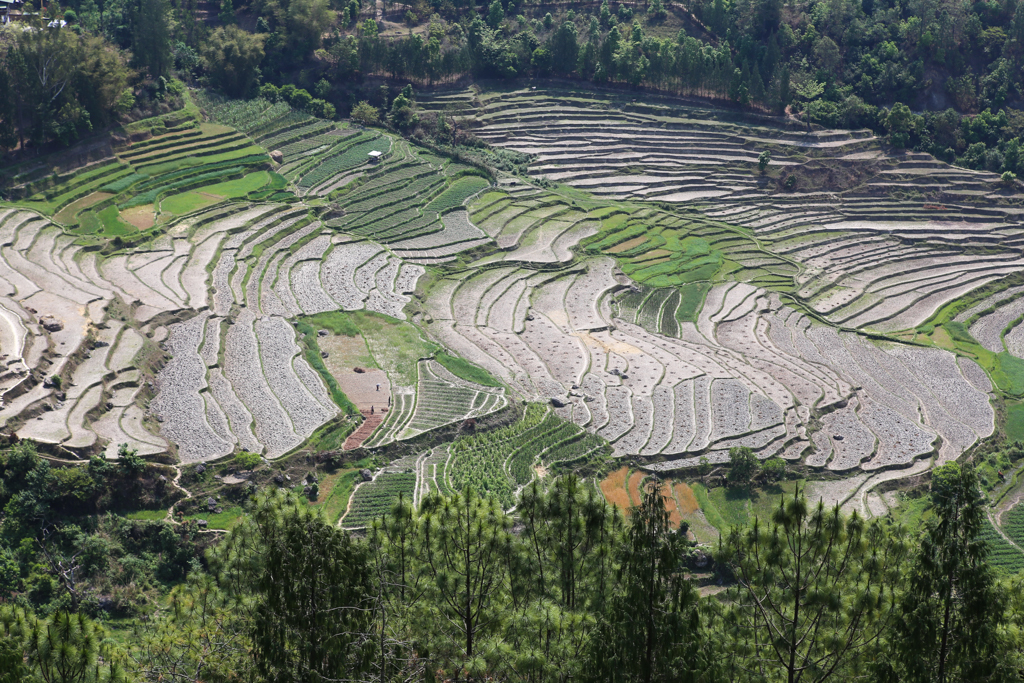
152, 313, 233, 461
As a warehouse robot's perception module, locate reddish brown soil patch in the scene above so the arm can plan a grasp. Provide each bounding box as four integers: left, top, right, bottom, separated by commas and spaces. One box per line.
674, 482, 699, 515
661, 483, 683, 528
627, 471, 646, 506
343, 412, 383, 450
600, 466, 631, 514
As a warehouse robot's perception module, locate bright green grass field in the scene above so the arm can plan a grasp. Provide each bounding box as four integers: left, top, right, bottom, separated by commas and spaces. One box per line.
994, 352, 1024, 397
691, 481, 798, 533
347, 310, 440, 386
139, 146, 268, 176
160, 192, 220, 215
202, 171, 270, 198
676, 282, 711, 322
1006, 402, 1024, 442
888, 492, 933, 530
435, 351, 502, 387
312, 469, 361, 525
587, 216, 726, 287
183, 505, 244, 530
300, 311, 363, 337
97, 205, 134, 235
123, 509, 168, 521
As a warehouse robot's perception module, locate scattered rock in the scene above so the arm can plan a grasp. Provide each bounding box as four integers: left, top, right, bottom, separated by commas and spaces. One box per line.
270, 149, 284, 163
550, 397, 566, 408
317, 329, 329, 337
42, 403, 52, 411
106, 402, 114, 410
361, 468, 373, 481
196, 519, 208, 528
321, 351, 329, 358
274, 473, 284, 484
353, 367, 365, 373
39, 316, 63, 332
196, 464, 206, 474
833, 434, 844, 441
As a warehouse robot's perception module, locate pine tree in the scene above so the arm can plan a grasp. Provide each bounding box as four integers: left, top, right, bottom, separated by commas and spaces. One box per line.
131, 573, 255, 682
133, 0, 172, 78
415, 487, 511, 679
0, 67, 18, 153
590, 482, 711, 682
879, 463, 1011, 683
214, 489, 374, 683
500, 477, 621, 682
365, 493, 425, 682
514, 475, 624, 611
718, 488, 906, 683
3, 608, 130, 683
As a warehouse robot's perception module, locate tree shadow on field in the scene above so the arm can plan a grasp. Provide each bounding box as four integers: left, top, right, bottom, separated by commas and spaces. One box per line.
724, 483, 786, 504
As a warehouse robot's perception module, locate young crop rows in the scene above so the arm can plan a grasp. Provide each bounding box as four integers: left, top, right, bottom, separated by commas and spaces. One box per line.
363, 360, 507, 448
320, 141, 495, 263
340, 471, 417, 528
441, 403, 610, 509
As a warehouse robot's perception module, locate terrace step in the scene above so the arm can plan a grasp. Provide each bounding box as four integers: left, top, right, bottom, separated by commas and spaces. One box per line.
344, 412, 384, 450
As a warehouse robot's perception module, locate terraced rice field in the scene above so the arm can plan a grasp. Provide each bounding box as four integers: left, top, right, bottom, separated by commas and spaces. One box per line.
8, 86, 1024, 541
422, 243, 991, 486
423, 87, 1024, 334
0, 94, 514, 463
